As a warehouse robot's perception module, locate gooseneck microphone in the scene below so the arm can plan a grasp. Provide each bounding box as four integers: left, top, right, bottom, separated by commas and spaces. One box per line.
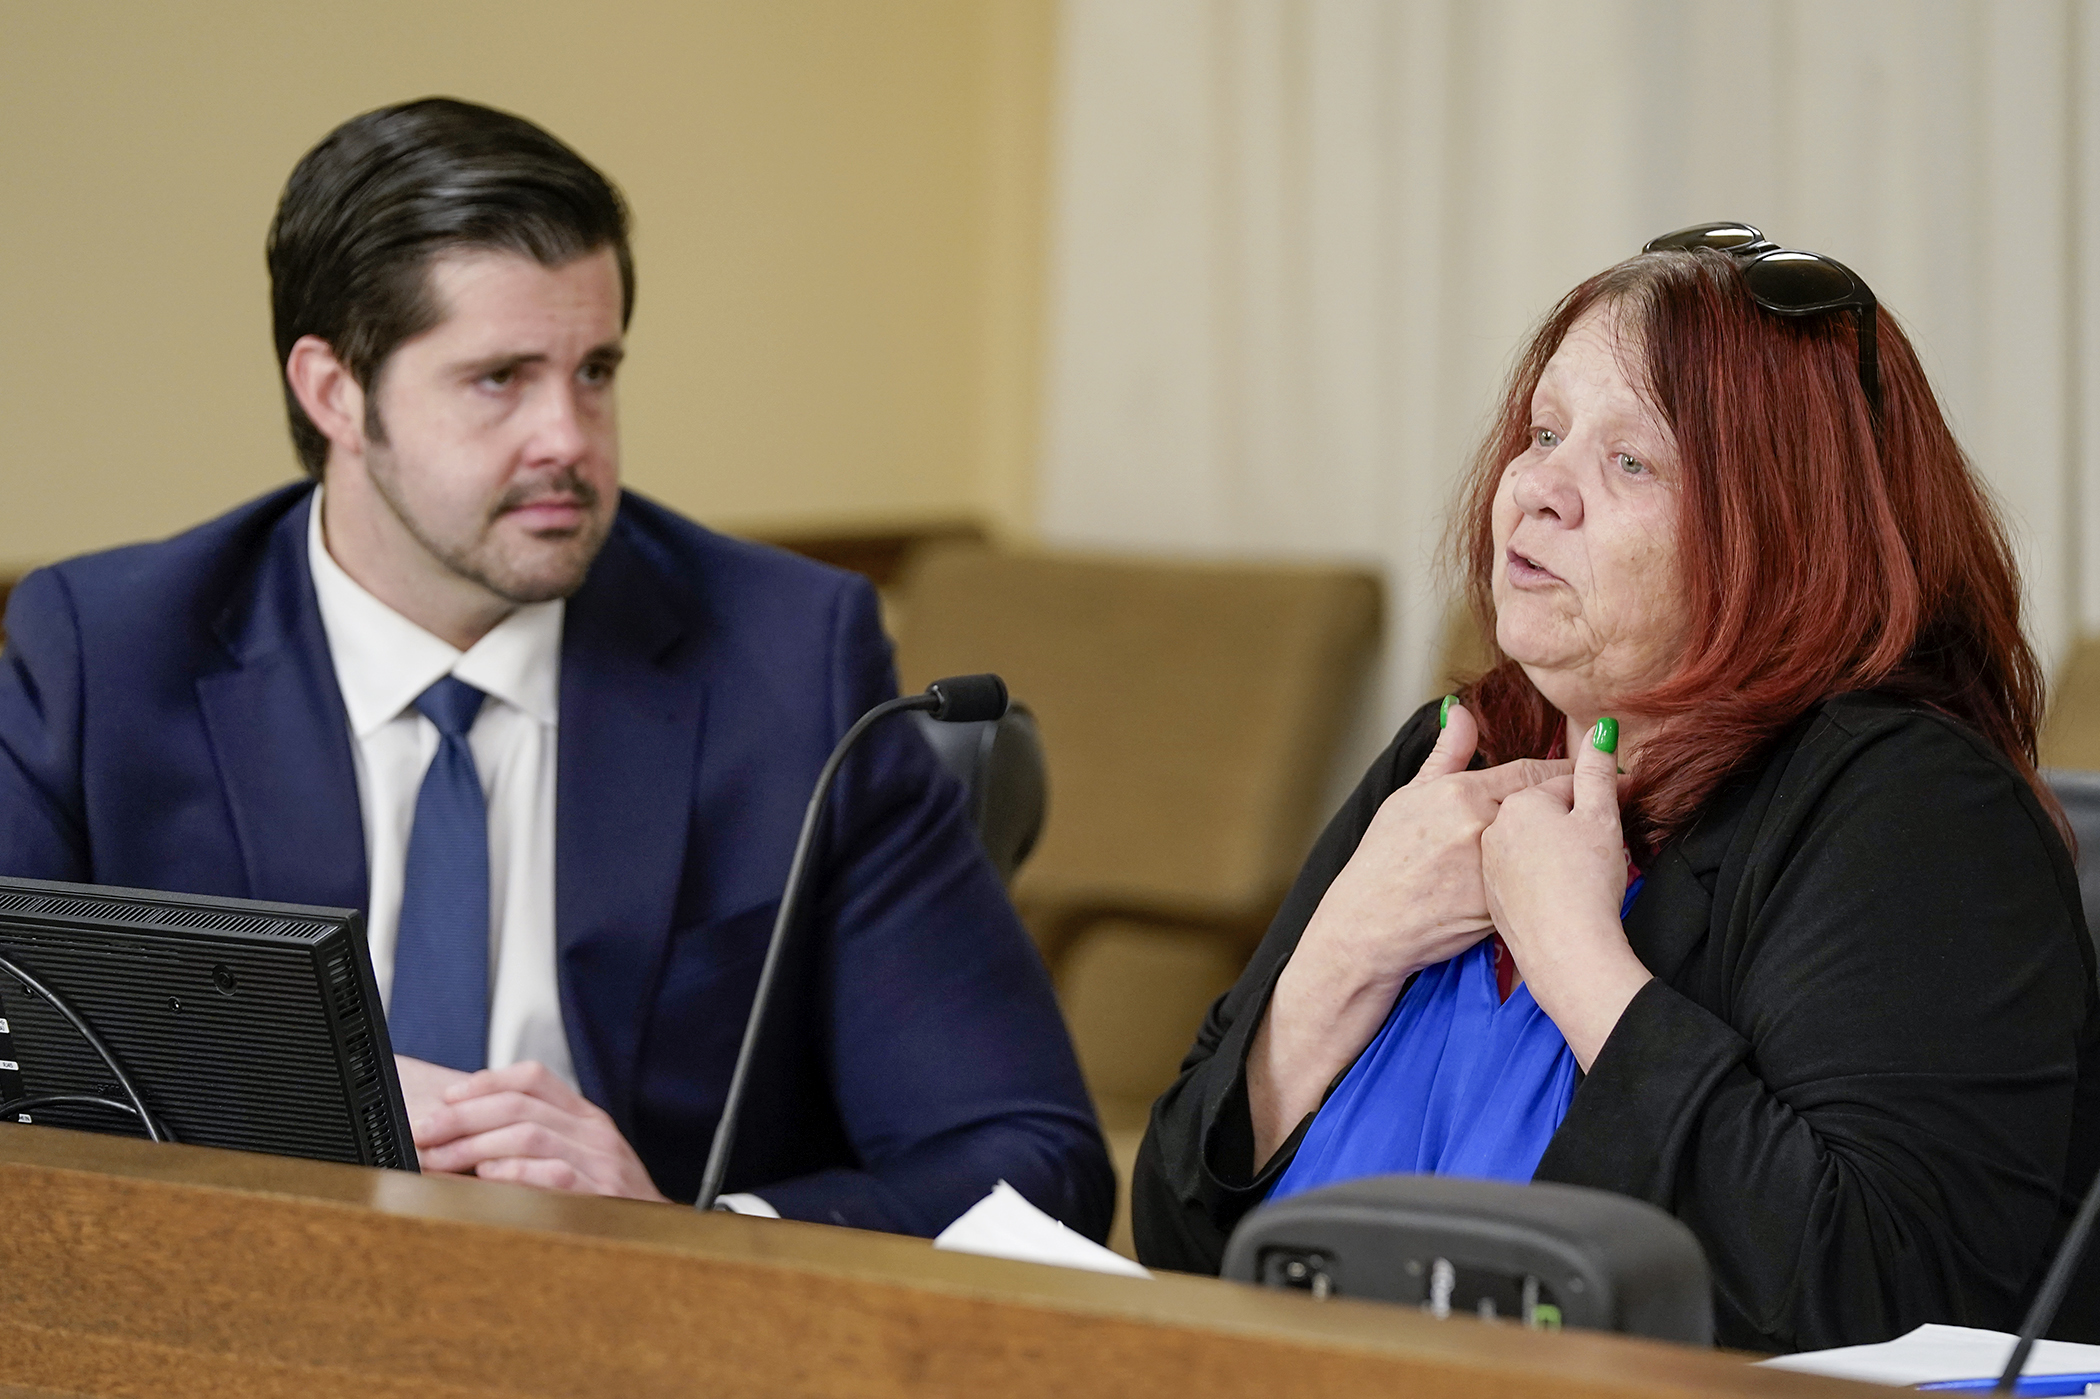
693, 673, 1010, 1213
1995, 1165, 2100, 1391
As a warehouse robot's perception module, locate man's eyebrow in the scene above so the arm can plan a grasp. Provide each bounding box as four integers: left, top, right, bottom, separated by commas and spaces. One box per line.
444, 342, 626, 378
448, 351, 549, 378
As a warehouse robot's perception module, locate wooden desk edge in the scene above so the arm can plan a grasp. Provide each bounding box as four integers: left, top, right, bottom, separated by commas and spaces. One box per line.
0, 1126, 1889, 1399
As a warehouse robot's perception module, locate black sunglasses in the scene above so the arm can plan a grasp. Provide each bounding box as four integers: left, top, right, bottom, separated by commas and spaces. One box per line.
1641, 221, 1880, 420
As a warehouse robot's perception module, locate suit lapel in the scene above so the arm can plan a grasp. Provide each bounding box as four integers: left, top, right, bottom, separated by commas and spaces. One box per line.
1623, 769, 1765, 999
194, 492, 368, 912
1622, 844, 1712, 988
554, 524, 708, 1122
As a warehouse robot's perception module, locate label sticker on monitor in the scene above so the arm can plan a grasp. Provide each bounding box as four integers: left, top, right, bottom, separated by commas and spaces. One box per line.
0, 996, 21, 1104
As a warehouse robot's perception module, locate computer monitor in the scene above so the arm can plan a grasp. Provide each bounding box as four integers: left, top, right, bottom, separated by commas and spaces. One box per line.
0, 875, 414, 1170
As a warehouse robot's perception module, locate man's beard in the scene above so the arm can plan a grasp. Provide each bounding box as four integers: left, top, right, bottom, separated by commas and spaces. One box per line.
365, 446, 613, 606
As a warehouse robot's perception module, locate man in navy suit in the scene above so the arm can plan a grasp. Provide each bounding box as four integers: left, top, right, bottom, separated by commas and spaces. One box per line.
0, 98, 1112, 1239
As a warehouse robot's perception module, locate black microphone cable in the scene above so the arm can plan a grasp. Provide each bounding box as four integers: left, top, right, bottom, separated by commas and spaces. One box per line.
0, 951, 171, 1142
693, 673, 1009, 1213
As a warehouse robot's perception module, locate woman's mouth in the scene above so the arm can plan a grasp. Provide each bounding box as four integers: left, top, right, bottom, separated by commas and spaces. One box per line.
1506, 547, 1562, 586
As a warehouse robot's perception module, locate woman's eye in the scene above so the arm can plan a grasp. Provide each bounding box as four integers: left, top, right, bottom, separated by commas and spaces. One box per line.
1533, 427, 1560, 450
1616, 452, 1649, 476
479, 367, 516, 390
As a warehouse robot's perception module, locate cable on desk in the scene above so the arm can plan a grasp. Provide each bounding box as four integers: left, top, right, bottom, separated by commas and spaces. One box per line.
0, 951, 172, 1143
0, 1092, 150, 1124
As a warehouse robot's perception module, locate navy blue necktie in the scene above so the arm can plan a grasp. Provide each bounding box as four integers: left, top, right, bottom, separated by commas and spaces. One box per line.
387, 676, 491, 1072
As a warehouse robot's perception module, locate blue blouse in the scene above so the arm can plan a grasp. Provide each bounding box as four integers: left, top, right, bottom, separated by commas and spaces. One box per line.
1269, 877, 1644, 1200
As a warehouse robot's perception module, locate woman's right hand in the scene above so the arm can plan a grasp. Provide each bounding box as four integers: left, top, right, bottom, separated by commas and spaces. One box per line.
1244, 701, 1571, 1167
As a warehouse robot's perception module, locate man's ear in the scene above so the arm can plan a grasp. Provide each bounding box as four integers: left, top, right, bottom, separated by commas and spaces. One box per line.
284, 336, 368, 463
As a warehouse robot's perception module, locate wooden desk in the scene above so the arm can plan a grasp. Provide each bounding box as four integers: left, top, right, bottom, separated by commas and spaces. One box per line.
0, 1126, 1882, 1399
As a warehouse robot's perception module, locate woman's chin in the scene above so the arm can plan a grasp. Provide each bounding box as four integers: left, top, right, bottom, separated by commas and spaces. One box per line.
1502, 654, 1605, 718
1493, 622, 1580, 677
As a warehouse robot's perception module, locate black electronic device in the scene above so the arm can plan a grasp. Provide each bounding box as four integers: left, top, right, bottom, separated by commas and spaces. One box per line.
693, 673, 1010, 1212
0, 875, 414, 1170
1221, 1174, 1712, 1344
908, 701, 1047, 884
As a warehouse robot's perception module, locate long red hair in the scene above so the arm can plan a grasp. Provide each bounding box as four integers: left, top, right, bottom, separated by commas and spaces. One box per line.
1453, 249, 2053, 855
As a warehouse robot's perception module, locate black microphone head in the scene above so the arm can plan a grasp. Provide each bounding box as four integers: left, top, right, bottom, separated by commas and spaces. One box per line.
925, 673, 1009, 723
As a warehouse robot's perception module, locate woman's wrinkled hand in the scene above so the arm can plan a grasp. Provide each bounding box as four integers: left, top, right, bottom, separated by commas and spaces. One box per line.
1297, 701, 1571, 992
1247, 700, 1570, 1165
1481, 718, 1652, 1070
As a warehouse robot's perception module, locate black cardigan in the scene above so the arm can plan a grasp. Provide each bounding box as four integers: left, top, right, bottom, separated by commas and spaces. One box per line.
1131, 692, 2100, 1353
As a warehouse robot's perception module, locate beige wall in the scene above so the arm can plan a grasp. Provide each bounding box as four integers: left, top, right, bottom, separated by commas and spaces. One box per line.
0, 0, 1051, 575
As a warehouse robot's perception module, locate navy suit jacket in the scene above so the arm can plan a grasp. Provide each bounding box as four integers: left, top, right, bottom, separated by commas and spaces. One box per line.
0, 484, 1113, 1239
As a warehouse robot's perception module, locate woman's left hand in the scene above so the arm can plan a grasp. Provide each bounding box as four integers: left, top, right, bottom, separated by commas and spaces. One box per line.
1480, 719, 1653, 1070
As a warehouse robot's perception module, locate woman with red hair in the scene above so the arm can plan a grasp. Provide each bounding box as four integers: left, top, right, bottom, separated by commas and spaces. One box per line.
1132, 225, 2100, 1352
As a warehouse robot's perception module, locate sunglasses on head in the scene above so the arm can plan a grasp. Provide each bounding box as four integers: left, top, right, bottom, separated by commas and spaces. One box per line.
1641, 221, 1880, 421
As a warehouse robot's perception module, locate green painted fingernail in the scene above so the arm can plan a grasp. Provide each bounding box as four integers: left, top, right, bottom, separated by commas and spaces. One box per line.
1439, 694, 1456, 729
1592, 717, 1619, 754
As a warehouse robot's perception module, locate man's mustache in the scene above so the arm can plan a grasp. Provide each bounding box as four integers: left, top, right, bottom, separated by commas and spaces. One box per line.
492, 471, 601, 516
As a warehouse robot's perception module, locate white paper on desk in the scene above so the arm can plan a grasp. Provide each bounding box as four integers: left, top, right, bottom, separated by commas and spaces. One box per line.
1759, 1324, 2100, 1387
934, 1181, 1152, 1279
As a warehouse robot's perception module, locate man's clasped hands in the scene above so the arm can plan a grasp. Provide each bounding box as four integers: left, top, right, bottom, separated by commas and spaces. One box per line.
393, 1055, 668, 1200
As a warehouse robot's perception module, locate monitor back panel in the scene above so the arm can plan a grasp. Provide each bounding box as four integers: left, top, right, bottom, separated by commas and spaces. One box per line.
0, 878, 412, 1170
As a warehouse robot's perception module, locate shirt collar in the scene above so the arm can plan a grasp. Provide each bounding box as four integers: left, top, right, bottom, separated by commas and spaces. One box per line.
307, 487, 563, 737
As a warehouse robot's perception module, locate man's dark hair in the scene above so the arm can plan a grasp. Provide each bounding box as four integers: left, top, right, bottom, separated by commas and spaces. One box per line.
267, 97, 635, 475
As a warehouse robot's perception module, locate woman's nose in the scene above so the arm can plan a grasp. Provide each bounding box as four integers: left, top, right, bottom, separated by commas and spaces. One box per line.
1511, 449, 1583, 526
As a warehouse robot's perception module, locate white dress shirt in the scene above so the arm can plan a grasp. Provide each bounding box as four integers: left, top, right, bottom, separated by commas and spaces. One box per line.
306, 492, 576, 1089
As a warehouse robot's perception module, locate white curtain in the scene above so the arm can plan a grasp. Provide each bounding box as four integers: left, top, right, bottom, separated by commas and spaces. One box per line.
1037, 0, 2100, 783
